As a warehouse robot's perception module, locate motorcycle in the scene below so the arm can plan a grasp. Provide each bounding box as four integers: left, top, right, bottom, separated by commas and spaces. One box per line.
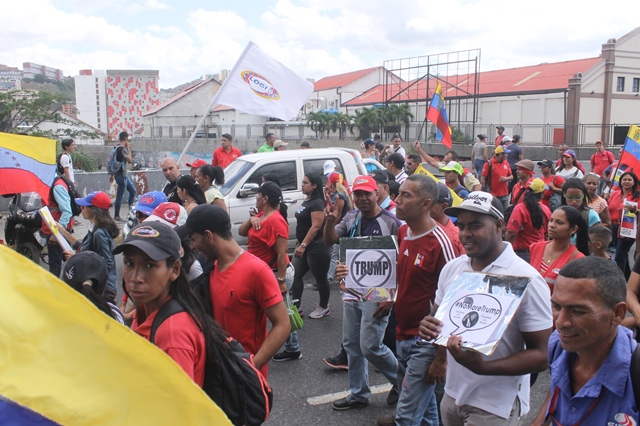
3, 192, 47, 263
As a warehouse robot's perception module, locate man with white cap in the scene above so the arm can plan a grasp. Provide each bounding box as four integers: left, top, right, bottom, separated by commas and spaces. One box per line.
273, 140, 288, 151
419, 191, 552, 425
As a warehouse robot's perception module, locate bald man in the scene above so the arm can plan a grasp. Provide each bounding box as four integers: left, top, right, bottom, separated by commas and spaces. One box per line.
161, 157, 182, 203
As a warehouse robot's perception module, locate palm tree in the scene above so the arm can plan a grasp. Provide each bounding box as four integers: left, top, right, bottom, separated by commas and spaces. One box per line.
306, 111, 329, 139
384, 103, 414, 138
352, 107, 385, 139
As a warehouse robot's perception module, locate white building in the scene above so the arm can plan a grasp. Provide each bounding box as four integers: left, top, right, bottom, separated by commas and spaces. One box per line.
142, 78, 222, 138
75, 70, 108, 133
23, 62, 63, 81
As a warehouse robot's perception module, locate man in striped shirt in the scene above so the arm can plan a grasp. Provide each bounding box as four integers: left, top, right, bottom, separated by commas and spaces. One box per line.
378, 174, 461, 426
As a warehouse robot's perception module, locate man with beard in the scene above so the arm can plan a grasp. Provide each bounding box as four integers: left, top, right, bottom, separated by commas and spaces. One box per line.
178, 204, 290, 377
160, 157, 182, 203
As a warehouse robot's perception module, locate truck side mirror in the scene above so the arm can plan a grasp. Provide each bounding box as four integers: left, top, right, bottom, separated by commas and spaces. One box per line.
238, 183, 260, 198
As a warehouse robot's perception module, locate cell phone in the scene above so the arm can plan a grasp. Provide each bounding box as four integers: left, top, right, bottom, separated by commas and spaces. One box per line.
249, 206, 258, 216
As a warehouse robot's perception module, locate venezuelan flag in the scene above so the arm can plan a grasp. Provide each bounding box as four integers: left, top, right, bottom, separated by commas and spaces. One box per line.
414, 163, 462, 206
0, 245, 231, 425
0, 132, 57, 201
426, 82, 453, 149
619, 125, 640, 173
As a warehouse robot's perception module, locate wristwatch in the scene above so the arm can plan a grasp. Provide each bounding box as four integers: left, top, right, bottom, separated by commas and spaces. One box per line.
300, 243, 307, 248
277, 277, 286, 282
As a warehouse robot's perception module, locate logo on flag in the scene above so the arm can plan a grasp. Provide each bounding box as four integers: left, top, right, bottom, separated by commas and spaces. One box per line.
241, 71, 280, 100
415, 253, 425, 267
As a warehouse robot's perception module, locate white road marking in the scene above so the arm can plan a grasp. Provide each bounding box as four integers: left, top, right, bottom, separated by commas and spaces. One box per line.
306, 383, 393, 406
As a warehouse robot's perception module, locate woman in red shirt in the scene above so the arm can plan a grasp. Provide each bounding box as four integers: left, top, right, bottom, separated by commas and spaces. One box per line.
114, 221, 215, 386
506, 178, 551, 262
238, 182, 300, 361
529, 206, 588, 294
605, 170, 640, 279
537, 159, 565, 210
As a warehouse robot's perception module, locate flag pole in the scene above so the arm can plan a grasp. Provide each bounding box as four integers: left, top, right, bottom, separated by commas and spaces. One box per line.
176, 42, 255, 165
605, 144, 626, 194
416, 118, 427, 142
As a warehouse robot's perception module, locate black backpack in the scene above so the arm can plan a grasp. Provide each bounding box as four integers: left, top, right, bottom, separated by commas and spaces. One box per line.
56, 153, 70, 176
150, 296, 273, 426
50, 176, 82, 216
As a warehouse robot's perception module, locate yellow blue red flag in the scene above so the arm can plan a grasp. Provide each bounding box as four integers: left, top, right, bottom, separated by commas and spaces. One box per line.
426, 83, 453, 149
0, 244, 231, 425
0, 132, 56, 201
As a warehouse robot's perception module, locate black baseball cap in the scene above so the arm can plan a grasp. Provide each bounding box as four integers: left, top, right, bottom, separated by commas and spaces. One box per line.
537, 159, 554, 168
176, 204, 231, 238
436, 183, 453, 205
113, 221, 181, 260
61, 251, 108, 294
370, 169, 389, 184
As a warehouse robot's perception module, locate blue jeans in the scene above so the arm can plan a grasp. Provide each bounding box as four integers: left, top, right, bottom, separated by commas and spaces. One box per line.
612, 224, 634, 280
395, 339, 439, 426
114, 173, 136, 218
279, 268, 300, 353
343, 300, 397, 403
473, 160, 486, 178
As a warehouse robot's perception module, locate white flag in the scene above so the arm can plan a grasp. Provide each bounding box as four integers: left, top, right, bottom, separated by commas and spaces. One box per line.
213, 42, 314, 121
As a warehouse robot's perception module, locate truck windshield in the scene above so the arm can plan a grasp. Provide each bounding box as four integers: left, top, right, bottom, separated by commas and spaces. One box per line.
219, 159, 254, 196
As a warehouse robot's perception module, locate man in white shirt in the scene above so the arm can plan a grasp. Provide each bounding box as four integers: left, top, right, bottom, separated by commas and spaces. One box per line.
419, 191, 552, 425
58, 138, 76, 185
386, 153, 407, 184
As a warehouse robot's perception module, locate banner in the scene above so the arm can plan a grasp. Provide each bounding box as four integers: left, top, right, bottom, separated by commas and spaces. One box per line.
0, 245, 230, 425
214, 42, 314, 121
0, 132, 56, 201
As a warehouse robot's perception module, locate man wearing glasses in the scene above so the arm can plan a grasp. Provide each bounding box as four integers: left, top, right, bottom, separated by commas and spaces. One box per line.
405, 154, 421, 176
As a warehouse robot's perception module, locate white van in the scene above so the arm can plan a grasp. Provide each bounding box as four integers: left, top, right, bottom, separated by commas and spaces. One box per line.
219, 148, 382, 250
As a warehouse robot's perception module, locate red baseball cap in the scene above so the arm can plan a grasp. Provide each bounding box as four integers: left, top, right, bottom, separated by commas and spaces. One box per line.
328, 172, 343, 185
75, 191, 111, 210
186, 159, 207, 168
351, 176, 378, 193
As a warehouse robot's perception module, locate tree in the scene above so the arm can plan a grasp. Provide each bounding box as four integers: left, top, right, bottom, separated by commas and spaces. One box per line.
352, 107, 385, 139
384, 103, 414, 131
306, 111, 329, 138
0, 90, 99, 140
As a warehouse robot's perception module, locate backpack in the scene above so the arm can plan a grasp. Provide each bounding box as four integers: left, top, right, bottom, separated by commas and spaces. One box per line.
56, 153, 69, 176
548, 177, 562, 212
51, 176, 82, 216
183, 270, 273, 426
107, 146, 123, 175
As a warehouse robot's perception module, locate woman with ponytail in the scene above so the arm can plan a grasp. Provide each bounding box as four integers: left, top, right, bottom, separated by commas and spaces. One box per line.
176, 175, 207, 214
505, 178, 551, 262
196, 164, 227, 210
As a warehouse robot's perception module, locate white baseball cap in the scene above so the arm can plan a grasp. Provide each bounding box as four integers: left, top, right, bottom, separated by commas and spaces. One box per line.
444, 191, 505, 220
323, 160, 337, 176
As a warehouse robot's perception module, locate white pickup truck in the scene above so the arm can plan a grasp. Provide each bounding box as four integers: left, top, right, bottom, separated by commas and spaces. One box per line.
218, 148, 382, 251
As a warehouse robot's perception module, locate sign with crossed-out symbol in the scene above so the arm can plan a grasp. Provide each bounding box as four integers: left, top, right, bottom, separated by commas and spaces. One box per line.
345, 249, 396, 289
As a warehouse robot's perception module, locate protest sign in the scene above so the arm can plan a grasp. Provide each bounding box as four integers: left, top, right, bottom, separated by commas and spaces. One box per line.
339, 235, 398, 302
432, 271, 531, 355
38, 206, 73, 253
620, 201, 637, 239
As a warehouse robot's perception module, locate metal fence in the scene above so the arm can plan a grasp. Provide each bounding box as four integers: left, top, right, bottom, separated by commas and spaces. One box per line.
144, 121, 629, 147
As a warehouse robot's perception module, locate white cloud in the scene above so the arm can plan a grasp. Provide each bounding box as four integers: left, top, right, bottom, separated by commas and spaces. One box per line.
1, 0, 639, 89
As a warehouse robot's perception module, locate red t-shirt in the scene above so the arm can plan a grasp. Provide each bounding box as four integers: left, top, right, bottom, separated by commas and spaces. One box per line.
495, 135, 504, 147
438, 218, 465, 255
540, 175, 565, 207
507, 203, 551, 251
396, 224, 461, 340
133, 303, 206, 386
209, 251, 283, 376
482, 158, 512, 197
590, 150, 615, 176
247, 212, 290, 268
212, 146, 242, 169
510, 178, 532, 205
608, 190, 640, 225
529, 241, 584, 294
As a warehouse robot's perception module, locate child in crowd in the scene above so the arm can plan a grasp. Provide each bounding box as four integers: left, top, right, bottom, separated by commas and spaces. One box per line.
588, 225, 614, 261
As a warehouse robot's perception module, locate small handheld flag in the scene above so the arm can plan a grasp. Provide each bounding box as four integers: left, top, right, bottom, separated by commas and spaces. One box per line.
426, 82, 453, 149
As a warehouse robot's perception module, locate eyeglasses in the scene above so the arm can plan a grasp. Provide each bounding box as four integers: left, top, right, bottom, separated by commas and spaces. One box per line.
406, 163, 414, 167
565, 195, 584, 201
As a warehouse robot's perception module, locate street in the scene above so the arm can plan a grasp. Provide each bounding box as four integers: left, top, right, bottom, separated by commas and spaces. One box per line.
0, 212, 550, 426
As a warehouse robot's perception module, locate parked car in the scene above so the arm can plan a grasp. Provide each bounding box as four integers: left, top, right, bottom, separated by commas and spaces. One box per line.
219, 148, 382, 251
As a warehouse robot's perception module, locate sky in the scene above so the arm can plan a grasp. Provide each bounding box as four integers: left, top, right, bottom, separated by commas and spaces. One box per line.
2, 0, 639, 89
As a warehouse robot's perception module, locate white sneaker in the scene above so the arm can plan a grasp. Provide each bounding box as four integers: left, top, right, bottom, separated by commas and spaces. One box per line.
309, 306, 331, 319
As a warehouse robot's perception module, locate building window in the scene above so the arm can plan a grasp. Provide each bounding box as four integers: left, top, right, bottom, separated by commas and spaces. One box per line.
617, 77, 625, 92
633, 78, 640, 93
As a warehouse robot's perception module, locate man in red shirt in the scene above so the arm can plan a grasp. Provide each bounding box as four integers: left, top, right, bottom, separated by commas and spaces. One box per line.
212, 133, 242, 169
510, 159, 535, 205
378, 174, 461, 426
495, 126, 505, 146
179, 204, 290, 377
481, 145, 512, 212
590, 140, 615, 194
